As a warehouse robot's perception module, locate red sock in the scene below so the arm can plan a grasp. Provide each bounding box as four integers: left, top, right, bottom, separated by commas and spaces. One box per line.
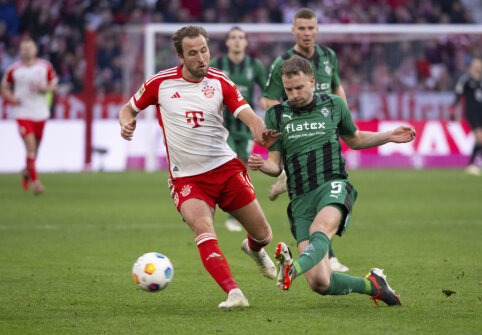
196, 233, 238, 294
26, 157, 38, 182
247, 227, 272, 252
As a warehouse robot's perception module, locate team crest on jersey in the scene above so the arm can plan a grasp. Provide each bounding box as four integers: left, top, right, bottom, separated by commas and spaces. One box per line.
324, 65, 331, 75
321, 107, 330, 117
246, 68, 253, 80
181, 185, 192, 197
135, 84, 145, 100
202, 84, 215, 98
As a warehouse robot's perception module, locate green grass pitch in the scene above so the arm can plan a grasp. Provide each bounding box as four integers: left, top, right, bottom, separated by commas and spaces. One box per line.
0, 169, 480, 334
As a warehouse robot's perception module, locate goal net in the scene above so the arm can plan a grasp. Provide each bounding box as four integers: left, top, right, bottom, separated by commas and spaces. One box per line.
124, 23, 482, 171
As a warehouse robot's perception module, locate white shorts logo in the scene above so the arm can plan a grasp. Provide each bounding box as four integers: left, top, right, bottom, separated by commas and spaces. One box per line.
174, 192, 179, 206
181, 185, 192, 197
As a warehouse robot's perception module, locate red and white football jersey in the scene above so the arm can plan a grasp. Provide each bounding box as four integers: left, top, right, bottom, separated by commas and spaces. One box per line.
130, 65, 250, 178
2, 59, 58, 121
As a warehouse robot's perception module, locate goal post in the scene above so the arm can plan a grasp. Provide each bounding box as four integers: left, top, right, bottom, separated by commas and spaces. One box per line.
141, 23, 482, 171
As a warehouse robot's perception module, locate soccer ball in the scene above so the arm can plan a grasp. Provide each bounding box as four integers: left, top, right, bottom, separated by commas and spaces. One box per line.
132, 252, 174, 292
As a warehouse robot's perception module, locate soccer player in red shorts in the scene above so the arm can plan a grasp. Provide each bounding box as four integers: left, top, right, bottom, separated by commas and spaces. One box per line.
1, 37, 58, 194
119, 26, 281, 308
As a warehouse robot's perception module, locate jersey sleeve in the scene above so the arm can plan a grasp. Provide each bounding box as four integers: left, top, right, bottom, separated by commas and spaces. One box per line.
254, 58, 267, 92
265, 106, 282, 152
2, 65, 14, 84
337, 96, 357, 135
330, 49, 341, 90
47, 62, 58, 84
221, 79, 249, 117
130, 78, 159, 112
263, 57, 284, 100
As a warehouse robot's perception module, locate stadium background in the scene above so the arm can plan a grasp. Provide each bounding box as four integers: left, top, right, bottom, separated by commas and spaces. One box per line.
1, 2, 481, 334
0, 0, 481, 172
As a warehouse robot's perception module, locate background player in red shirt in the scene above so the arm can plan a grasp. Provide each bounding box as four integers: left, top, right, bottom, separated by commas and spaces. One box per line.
1, 37, 58, 194
119, 26, 280, 308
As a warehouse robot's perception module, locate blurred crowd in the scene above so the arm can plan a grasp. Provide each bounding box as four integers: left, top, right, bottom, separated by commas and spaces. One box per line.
0, 0, 479, 96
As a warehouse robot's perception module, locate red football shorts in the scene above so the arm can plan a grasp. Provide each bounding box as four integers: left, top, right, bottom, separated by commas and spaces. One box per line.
171, 158, 256, 213
16, 119, 46, 140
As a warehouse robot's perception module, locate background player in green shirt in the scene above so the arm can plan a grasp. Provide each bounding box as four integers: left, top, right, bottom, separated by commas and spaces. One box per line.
210, 27, 267, 232
264, 7, 349, 272
249, 55, 416, 306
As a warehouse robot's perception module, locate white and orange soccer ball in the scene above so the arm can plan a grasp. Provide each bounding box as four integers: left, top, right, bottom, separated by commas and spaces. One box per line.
132, 252, 174, 292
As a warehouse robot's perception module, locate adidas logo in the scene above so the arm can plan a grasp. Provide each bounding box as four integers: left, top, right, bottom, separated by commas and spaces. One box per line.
171, 92, 181, 99
206, 252, 223, 261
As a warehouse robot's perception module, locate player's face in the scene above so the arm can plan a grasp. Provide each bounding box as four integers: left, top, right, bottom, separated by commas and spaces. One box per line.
226, 29, 247, 54
20, 41, 37, 62
292, 18, 318, 51
179, 35, 210, 80
282, 72, 315, 108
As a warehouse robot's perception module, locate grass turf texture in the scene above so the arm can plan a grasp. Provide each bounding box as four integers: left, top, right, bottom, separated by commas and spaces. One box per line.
0, 170, 480, 334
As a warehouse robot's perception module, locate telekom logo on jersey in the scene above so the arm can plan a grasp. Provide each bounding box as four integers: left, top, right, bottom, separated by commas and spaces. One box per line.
185, 111, 204, 128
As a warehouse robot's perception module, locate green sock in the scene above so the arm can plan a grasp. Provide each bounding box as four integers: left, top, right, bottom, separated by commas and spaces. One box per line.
293, 231, 330, 277
320, 273, 372, 296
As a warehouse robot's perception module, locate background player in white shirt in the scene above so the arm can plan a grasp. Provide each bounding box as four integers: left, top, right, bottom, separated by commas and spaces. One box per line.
1, 37, 58, 195
119, 26, 280, 308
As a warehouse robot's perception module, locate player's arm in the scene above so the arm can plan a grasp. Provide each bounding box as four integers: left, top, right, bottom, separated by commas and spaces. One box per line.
37, 81, 58, 94
332, 84, 347, 105
237, 107, 281, 147
342, 127, 416, 150
265, 98, 281, 108
0, 80, 20, 105
330, 50, 348, 105
337, 94, 415, 149
248, 151, 283, 177
263, 58, 283, 108
119, 102, 139, 141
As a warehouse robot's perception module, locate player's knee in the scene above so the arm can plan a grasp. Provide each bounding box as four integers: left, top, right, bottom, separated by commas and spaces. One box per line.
249, 224, 272, 244
307, 274, 330, 293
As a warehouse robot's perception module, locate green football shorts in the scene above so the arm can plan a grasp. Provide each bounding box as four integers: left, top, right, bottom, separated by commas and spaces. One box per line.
227, 135, 254, 161
287, 179, 358, 244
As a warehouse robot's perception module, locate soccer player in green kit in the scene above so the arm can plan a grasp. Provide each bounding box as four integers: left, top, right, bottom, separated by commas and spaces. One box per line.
210, 27, 267, 232
264, 7, 349, 272
249, 56, 416, 306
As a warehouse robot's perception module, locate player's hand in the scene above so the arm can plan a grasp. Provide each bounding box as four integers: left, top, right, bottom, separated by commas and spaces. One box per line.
257, 129, 281, 148
167, 179, 175, 199
121, 119, 136, 141
247, 154, 265, 171
390, 126, 416, 143
11, 97, 21, 105
36, 83, 48, 93
257, 96, 267, 110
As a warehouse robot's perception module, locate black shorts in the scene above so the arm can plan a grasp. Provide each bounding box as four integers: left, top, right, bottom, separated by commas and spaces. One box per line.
466, 109, 482, 129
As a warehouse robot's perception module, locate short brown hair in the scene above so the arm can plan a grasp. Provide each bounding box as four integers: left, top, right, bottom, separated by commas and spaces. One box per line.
281, 55, 313, 78
293, 8, 317, 21
226, 26, 244, 41
172, 26, 209, 56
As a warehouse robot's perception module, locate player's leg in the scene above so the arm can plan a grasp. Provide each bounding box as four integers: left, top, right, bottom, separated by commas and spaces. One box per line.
224, 137, 244, 232
268, 170, 287, 201
22, 133, 41, 190
180, 198, 248, 308
328, 245, 349, 272
466, 127, 482, 176
220, 164, 276, 279
230, 199, 277, 279
275, 205, 401, 305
